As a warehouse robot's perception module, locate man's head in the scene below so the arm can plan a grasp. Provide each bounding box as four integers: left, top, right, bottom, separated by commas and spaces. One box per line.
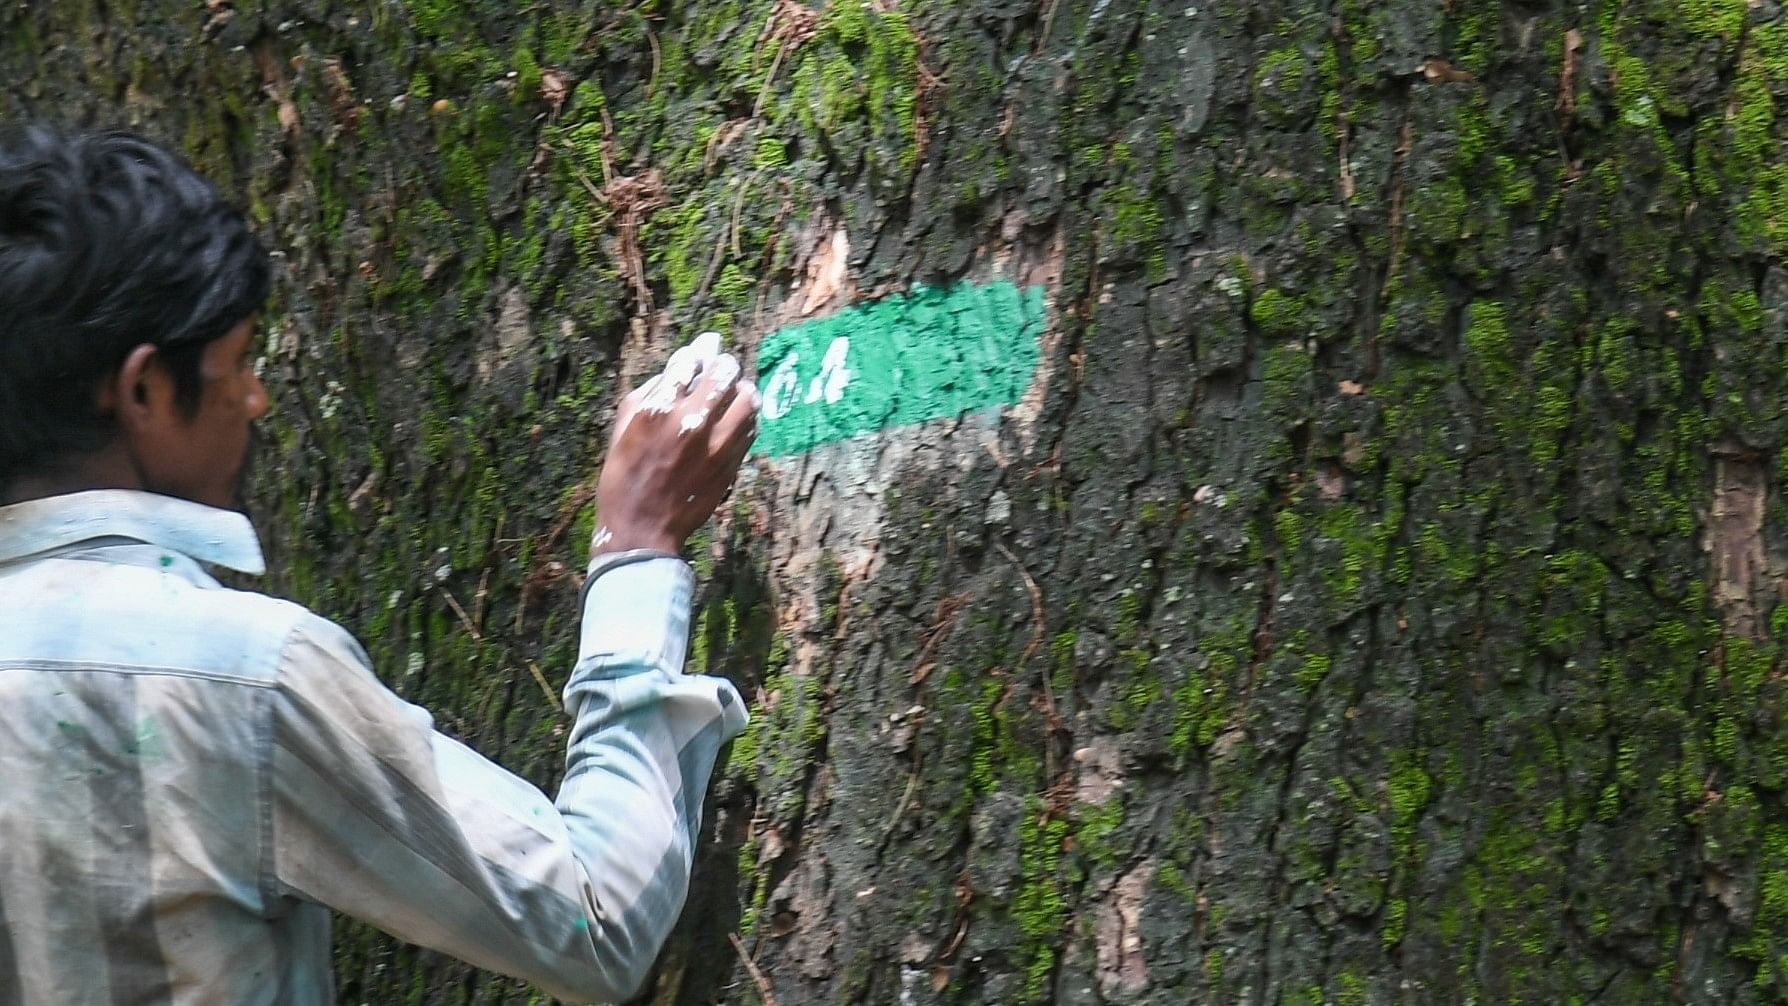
0, 125, 272, 509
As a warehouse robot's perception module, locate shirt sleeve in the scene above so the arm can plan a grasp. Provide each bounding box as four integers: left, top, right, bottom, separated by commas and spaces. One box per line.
267, 558, 748, 1004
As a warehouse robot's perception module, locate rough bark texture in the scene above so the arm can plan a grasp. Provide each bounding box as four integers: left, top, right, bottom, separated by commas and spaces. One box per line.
8, 1, 1788, 1004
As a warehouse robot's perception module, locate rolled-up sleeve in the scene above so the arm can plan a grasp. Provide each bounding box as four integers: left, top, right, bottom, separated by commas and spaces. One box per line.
268, 558, 747, 1004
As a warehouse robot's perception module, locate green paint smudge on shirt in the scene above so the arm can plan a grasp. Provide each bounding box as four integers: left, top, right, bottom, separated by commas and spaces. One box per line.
131, 718, 164, 763
751, 281, 1047, 458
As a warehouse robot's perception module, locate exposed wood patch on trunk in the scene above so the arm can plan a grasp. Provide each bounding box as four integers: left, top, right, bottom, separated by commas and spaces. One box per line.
1072, 735, 1124, 806
769, 214, 854, 332
798, 226, 856, 317
475, 285, 535, 382
1095, 858, 1156, 997
999, 226, 1066, 456
1707, 444, 1766, 641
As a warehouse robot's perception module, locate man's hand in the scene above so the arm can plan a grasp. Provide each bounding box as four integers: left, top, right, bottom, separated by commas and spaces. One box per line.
593, 332, 761, 557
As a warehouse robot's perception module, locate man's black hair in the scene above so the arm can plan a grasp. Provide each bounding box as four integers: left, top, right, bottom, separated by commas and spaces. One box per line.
0, 124, 271, 488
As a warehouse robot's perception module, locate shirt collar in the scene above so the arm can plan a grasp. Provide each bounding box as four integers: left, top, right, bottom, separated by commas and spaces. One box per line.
0, 489, 266, 575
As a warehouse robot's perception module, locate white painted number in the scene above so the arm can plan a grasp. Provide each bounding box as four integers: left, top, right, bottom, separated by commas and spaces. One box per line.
805, 336, 853, 406
762, 352, 801, 420
762, 336, 852, 422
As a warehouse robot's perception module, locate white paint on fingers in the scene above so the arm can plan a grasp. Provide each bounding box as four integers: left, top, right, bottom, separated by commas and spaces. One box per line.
662, 331, 726, 397
663, 345, 703, 393
704, 353, 742, 401
639, 373, 683, 415
690, 330, 723, 359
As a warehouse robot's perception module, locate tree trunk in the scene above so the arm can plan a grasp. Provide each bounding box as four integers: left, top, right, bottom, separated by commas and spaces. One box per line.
7, 1, 1788, 1003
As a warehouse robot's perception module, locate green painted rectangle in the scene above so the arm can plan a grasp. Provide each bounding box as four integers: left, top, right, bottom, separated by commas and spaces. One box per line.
751, 281, 1048, 458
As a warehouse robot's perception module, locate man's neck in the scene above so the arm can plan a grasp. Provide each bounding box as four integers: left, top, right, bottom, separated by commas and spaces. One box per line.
2, 453, 142, 507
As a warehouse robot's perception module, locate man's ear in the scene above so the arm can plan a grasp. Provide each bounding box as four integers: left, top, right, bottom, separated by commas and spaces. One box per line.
103, 344, 176, 435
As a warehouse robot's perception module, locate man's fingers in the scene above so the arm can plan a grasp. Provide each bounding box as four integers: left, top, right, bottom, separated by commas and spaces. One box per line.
622, 374, 659, 408
689, 353, 743, 423
611, 375, 658, 442
715, 402, 759, 485
663, 349, 701, 393
663, 331, 725, 392
712, 375, 761, 459
621, 369, 693, 437
671, 363, 741, 446
661, 351, 741, 441
625, 332, 725, 433
701, 353, 742, 402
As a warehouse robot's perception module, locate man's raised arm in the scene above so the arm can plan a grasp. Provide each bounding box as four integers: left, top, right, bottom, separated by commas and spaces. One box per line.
268, 335, 761, 1003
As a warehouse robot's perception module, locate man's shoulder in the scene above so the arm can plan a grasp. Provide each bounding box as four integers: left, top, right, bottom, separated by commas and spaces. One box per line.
0, 552, 333, 688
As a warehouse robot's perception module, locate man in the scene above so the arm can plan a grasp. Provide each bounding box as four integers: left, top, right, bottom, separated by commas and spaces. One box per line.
0, 125, 759, 1004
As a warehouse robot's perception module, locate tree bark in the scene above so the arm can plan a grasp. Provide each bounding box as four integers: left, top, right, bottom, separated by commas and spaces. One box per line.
7, 1, 1788, 1003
